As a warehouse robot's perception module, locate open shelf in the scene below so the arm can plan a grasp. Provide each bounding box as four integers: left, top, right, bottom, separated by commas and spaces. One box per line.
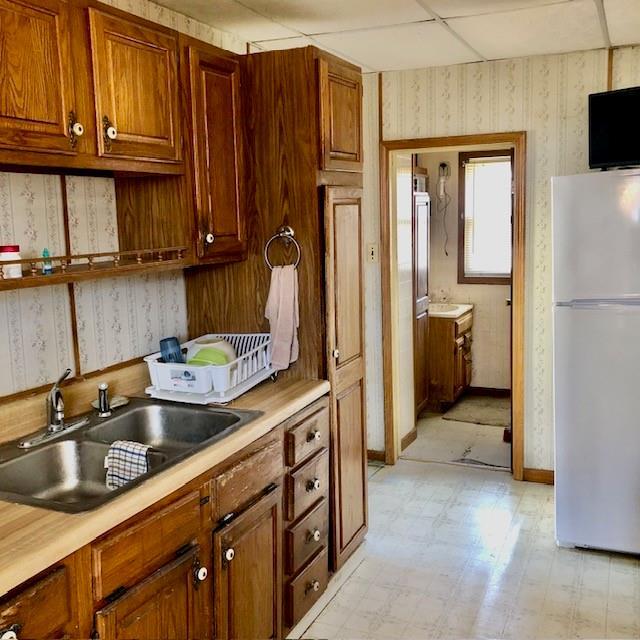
0, 247, 191, 292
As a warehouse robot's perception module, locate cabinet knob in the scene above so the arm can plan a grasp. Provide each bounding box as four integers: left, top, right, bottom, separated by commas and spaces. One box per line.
67, 111, 84, 149
102, 116, 117, 150
332, 349, 340, 359
224, 547, 235, 562
306, 579, 321, 594
307, 528, 321, 543
205, 233, 215, 245
306, 477, 321, 492
195, 566, 208, 581
0, 625, 20, 640
307, 429, 321, 442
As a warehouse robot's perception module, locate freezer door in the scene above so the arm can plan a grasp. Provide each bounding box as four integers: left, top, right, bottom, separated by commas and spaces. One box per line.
552, 170, 640, 302
554, 304, 640, 553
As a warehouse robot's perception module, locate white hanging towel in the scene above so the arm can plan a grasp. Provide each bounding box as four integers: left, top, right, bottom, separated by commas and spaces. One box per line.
105, 440, 151, 490
265, 265, 299, 371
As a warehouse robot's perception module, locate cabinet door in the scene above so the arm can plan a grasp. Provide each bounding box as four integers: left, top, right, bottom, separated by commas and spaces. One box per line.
213, 488, 282, 640
95, 546, 205, 640
318, 58, 362, 172
454, 336, 465, 399
413, 193, 430, 413
88, 9, 180, 162
0, 0, 78, 155
185, 45, 245, 260
324, 187, 367, 570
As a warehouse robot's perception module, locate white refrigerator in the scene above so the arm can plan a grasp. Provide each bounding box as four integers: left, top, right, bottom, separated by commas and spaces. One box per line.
553, 169, 640, 554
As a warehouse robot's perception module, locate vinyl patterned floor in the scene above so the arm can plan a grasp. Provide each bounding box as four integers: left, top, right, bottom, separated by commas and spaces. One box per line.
290, 460, 640, 640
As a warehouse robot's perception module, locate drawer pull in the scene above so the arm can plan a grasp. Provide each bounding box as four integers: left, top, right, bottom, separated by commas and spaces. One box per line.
306, 579, 321, 594
307, 429, 321, 442
307, 528, 321, 543
0, 624, 20, 640
224, 547, 235, 562
193, 559, 208, 586
306, 477, 321, 492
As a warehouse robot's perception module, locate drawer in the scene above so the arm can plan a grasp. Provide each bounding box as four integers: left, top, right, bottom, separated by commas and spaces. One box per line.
0, 567, 71, 639
286, 547, 329, 628
211, 436, 283, 521
285, 401, 330, 467
92, 491, 201, 601
455, 312, 473, 336
285, 448, 329, 522
285, 498, 329, 575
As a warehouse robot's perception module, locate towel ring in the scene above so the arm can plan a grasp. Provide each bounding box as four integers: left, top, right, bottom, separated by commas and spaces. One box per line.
264, 225, 301, 270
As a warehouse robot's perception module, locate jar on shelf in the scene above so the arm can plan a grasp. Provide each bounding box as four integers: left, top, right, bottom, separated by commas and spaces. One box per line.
0, 245, 22, 279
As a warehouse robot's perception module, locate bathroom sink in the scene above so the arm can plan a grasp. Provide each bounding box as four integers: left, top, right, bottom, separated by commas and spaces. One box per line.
429, 302, 474, 318
84, 402, 247, 452
0, 399, 261, 513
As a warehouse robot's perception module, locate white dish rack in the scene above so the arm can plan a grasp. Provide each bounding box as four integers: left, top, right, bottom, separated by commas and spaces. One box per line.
145, 333, 274, 405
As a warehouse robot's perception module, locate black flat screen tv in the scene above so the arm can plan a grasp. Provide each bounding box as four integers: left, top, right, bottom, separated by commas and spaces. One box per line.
589, 86, 640, 169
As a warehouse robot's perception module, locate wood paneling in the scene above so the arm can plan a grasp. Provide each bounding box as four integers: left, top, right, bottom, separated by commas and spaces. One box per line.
95, 546, 202, 640
0, 0, 76, 155
88, 8, 181, 163
185, 48, 325, 381
319, 58, 363, 172
213, 487, 282, 640
182, 40, 245, 261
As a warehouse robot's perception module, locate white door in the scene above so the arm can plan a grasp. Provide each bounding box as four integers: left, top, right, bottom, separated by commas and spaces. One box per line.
554, 303, 640, 553
552, 170, 640, 302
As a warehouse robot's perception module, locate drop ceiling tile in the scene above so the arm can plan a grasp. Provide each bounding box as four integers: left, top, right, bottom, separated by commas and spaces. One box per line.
238, 0, 428, 34
153, 0, 298, 41
604, 0, 640, 46
424, 0, 571, 19
312, 22, 481, 71
448, 0, 604, 59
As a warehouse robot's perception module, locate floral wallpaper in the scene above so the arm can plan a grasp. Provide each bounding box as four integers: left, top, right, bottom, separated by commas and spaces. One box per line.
367, 46, 640, 470
0, 171, 188, 397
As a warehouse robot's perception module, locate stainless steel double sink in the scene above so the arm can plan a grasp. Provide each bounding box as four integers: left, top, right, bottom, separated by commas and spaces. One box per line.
0, 399, 261, 513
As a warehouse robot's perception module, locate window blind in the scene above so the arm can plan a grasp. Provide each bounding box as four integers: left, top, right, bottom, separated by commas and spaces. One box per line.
463, 156, 512, 279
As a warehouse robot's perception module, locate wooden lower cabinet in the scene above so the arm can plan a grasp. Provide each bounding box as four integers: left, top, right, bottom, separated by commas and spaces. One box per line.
213, 488, 282, 640
0, 396, 361, 640
94, 546, 204, 640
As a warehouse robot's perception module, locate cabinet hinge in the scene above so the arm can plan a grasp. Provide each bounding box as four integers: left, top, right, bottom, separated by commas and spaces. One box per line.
105, 586, 127, 603
91, 628, 100, 640
199, 495, 210, 506
174, 543, 193, 558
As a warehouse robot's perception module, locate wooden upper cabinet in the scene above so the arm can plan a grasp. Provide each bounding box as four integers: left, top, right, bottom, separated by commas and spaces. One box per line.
318, 57, 362, 172
0, 0, 78, 155
184, 43, 245, 260
88, 9, 181, 163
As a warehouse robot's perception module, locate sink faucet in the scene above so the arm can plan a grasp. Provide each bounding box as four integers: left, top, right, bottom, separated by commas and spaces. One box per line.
47, 368, 71, 433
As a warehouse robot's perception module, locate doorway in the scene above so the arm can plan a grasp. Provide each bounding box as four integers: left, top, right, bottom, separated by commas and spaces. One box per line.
380, 133, 526, 479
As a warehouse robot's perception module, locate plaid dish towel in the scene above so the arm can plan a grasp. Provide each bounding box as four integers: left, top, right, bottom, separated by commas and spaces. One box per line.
105, 440, 151, 490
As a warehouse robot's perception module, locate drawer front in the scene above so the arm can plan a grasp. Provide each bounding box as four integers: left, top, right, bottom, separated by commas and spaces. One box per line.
212, 437, 283, 521
286, 547, 329, 628
285, 402, 330, 467
285, 448, 329, 522
92, 491, 201, 601
455, 313, 473, 336
285, 498, 329, 575
0, 567, 71, 639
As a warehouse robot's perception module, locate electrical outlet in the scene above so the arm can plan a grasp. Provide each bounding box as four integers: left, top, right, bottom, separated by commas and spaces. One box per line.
367, 243, 378, 263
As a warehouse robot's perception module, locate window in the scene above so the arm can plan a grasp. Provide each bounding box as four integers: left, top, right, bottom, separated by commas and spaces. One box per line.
458, 150, 513, 284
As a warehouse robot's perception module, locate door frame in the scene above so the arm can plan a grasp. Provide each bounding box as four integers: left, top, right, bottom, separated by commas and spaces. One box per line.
379, 132, 527, 479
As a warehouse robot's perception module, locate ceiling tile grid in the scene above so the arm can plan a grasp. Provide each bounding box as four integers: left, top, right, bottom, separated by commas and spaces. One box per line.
153, 0, 640, 71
